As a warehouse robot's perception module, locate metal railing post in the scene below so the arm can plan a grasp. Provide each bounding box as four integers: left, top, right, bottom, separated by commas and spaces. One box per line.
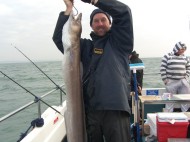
38, 100, 41, 118
60, 89, 63, 106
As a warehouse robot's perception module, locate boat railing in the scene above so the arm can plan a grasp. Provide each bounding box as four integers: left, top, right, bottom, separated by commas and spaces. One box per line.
0, 84, 65, 123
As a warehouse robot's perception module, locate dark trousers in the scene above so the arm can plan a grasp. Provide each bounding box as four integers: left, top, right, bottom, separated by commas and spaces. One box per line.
86, 110, 131, 142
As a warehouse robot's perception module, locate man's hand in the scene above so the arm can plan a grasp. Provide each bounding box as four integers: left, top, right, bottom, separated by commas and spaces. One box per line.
64, 0, 73, 15
164, 79, 168, 85
138, 86, 142, 95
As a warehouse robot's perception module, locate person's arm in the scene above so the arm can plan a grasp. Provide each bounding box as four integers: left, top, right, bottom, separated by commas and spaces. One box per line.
82, 0, 133, 50
81, 0, 98, 4
137, 70, 143, 88
52, 0, 73, 54
185, 57, 190, 79
64, 0, 73, 15
160, 55, 168, 84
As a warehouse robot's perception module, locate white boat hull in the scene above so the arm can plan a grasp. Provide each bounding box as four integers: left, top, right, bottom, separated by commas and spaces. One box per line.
21, 101, 67, 142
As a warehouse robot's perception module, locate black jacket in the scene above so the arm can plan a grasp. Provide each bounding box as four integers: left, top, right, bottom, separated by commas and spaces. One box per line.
130, 56, 144, 91
53, 0, 133, 114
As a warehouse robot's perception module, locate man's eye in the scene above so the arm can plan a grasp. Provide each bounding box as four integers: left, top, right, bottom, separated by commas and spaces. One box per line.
94, 20, 99, 23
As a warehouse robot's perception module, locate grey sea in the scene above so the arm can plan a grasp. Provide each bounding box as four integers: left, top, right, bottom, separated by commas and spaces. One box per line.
0, 58, 164, 142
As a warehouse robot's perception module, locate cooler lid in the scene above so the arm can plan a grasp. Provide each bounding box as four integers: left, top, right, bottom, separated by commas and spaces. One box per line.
157, 113, 188, 122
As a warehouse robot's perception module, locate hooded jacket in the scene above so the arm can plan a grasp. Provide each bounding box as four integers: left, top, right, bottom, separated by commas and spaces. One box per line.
53, 0, 133, 114
160, 42, 190, 82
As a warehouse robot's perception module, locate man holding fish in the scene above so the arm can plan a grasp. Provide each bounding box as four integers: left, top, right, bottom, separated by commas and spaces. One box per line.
53, 0, 133, 141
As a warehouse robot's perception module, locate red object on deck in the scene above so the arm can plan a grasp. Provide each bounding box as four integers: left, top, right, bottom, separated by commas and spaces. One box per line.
157, 118, 189, 142
53, 116, 59, 124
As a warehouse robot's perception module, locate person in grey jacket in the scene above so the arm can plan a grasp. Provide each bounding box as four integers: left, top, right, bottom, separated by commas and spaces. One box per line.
160, 41, 190, 112
53, 0, 133, 141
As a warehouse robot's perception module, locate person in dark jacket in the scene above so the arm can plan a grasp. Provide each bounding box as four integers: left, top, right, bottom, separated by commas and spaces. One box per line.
129, 51, 144, 92
128, 51, 143, 117
53, 0, 133, 141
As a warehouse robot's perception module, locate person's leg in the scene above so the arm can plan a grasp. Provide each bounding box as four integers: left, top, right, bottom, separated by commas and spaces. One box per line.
102, 110, 131, 142
86, 110, 104, 142
165, 80, 178, 112
179, 79, 190, 112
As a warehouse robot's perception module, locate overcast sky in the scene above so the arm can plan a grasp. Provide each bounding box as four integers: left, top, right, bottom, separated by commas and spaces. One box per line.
0, 0, 190, 63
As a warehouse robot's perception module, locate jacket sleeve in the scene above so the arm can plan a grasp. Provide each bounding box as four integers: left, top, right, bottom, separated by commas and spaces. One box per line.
186, 57, 190, 78
136, 70, 143, 88
52, 12, 69, 54
95, 0, 133, 53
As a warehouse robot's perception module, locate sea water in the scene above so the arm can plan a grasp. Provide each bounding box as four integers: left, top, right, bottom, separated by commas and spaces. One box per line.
0, 58, 164, 142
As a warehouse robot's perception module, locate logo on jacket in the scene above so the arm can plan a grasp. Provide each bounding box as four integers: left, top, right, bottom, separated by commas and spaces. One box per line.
94, 48, 103, 54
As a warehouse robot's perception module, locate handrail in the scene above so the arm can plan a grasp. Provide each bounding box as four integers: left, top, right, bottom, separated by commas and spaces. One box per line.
0, 84, 65, 123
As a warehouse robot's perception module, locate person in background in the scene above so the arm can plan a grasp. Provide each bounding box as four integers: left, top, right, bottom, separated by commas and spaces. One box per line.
128, 51, 144, 142
160, 41, 190, 112
52, 0, 134, 141
129, 50, 144, 93
128, 51, 143, 124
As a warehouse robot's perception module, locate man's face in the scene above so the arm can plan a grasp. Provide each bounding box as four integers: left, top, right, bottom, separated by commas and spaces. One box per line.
91, 13, 111, 36
177, 48, 186, 55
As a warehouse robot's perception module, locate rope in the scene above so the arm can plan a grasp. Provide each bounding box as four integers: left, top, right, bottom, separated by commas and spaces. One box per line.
17, 118, 44, 142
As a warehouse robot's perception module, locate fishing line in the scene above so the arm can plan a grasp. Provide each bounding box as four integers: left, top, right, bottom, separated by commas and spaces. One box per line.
71, 0, 78, 16
11, 44, 66, 95
0, 71, 63, 116
73, 6, 78, 16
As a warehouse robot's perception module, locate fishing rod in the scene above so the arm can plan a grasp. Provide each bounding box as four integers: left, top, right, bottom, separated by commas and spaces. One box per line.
0, 71, 63, 116
12, 45, 66, 95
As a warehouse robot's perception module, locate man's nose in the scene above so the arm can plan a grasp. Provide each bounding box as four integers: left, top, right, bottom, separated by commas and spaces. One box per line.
97, 21, 103, 25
